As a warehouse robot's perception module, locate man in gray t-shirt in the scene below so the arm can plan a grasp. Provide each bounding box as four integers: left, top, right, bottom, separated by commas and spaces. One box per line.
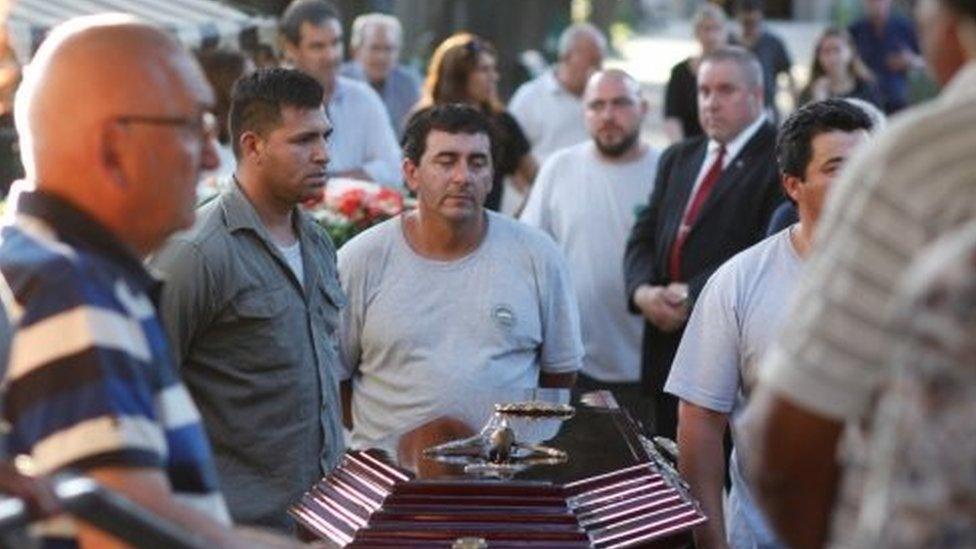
664, 100, 871, 548
338, 105, 583, 448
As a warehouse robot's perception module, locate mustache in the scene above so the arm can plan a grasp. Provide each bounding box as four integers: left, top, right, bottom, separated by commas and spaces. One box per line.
598, 123, 624, 133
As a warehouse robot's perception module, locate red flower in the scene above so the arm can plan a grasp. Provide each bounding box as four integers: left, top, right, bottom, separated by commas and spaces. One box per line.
337, 189, 367, 219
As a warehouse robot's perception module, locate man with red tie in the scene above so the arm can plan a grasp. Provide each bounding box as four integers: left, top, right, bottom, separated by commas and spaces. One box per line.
624, 46, 783, 440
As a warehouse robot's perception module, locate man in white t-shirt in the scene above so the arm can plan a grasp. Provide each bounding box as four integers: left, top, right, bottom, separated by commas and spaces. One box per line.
740, 2, 976, 547
509, 23, 606, 164
280, 0, 402, 186
664, 100, 872, 549
521, 69, 657, 426
338, 105, 584, 448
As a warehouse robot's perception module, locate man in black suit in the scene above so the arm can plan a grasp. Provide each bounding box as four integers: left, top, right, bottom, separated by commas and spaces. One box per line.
625, 46, 783, 439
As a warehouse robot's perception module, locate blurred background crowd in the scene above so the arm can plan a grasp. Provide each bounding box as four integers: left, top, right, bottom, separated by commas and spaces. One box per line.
0, 0, 936, 199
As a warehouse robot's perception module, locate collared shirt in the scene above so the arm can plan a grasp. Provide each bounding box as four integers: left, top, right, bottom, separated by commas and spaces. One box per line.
0, 190, 230, 543
151, 183, 346, 531
757, 61, 976, 547
683, 114, 767, 219
509, 69, 590, 164
340, 62, 421, 138
326, 76, 403, 187
852, 220, 976, 548
849, 14, 920, 112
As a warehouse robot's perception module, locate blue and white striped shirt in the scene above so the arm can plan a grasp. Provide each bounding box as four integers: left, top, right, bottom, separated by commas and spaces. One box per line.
0, 190, 230, 542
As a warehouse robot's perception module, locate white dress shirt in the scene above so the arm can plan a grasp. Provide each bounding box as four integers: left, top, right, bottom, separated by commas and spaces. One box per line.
326, 76, 403, 187
682, 114, 767, 219
509, 69, 589, 164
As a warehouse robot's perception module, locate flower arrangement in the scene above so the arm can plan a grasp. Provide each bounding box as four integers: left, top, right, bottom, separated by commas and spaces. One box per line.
307, 183, 406, 248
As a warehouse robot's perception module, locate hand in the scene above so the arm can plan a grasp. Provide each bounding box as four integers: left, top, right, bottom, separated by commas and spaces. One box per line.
664, 282, 689, 307
634, 284, 689, 333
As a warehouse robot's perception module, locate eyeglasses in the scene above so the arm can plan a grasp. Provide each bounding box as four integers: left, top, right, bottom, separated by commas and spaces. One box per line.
114, 111, 217, 141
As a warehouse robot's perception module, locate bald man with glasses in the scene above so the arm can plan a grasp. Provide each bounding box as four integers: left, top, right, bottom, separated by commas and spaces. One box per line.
0, 15, 304, 548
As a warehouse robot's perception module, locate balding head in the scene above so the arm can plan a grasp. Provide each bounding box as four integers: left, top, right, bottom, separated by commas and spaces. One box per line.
15, 15, 217, 255
584, 68, 642, 100
583, 69, 648, 159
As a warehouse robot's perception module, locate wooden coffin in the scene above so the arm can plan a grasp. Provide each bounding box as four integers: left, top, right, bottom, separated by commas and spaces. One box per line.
290, 390, 706, 548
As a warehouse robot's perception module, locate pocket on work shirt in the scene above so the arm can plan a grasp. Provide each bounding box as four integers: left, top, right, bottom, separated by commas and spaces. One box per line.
316, 278, 347, 337
231, 285, 290, 319
222, 285, 297, 371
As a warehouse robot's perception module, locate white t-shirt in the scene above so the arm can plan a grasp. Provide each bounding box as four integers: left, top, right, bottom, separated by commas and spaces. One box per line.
520, 141, 658, 382
337, 212, 584, 448
666, 228, 802, 548
509, 70, 590, 164
757, 61, 976, 549
275, 240, 304, 287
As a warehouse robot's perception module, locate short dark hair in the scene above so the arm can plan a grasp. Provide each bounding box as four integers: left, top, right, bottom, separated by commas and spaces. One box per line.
279, 0, 340, 46
401, 104, 496, 165
229, 68, 324, 159
776, 98, 873, 179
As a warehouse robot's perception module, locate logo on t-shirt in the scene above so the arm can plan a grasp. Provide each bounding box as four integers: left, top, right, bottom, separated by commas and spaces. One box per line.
492, 304, 516, 328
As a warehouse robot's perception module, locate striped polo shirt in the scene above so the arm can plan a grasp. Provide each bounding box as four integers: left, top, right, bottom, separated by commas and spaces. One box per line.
0, 190, 230, 542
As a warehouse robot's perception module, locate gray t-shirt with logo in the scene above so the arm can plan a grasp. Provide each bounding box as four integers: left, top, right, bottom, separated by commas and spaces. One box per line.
337, 212, 584, 448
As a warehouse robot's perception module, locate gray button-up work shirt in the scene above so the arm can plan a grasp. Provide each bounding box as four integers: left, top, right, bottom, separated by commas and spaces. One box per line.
151, 184, 346, 531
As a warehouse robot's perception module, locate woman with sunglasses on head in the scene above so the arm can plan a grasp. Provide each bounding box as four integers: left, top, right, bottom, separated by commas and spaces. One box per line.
415, 33, 537, 212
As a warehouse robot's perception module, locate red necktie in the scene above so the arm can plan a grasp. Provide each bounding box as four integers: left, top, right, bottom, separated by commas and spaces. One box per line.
668, 145, 726, 281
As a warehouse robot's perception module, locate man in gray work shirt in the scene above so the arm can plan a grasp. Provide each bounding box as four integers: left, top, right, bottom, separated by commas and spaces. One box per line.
151, 68, 345, 532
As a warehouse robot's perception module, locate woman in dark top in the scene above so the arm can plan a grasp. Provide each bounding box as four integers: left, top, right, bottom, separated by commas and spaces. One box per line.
415, 33, 535, 212
799, 27, 882, 107
663, 3, 729, 143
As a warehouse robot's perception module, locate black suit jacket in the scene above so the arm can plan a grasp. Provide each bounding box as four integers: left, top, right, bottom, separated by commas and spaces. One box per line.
624, 121, 784, 395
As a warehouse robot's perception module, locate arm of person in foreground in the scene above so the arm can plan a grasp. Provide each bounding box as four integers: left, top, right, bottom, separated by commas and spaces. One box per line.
677, 401, 730, 549
78, 468, 302, 549
738, 386, 844, 549
537, 231, 583, 390
0, 461, 60, 518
